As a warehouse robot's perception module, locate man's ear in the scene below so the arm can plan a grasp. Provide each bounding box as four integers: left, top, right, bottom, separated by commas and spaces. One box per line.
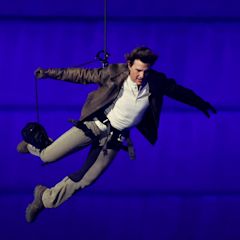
128, 61, 132, 70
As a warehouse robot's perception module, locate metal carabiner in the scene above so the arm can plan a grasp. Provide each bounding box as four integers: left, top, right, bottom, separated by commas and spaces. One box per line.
96, 50, 110, 68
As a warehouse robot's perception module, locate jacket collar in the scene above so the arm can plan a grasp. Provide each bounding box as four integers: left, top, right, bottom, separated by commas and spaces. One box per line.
109, 64, 129, 86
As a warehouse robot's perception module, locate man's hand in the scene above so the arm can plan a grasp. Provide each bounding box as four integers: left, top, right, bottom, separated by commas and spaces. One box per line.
201, 102, 217, 118
34, 67, 48, 79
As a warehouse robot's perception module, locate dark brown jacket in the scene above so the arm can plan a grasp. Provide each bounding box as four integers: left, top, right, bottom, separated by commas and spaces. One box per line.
45, 64, 210, 144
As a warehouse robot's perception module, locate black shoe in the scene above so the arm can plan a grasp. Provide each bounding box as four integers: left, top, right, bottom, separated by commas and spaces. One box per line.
17, 140, 29, 153
25, 185, 47, 223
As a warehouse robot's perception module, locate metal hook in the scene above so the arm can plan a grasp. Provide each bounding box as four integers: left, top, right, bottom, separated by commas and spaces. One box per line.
96, 50, 110, 68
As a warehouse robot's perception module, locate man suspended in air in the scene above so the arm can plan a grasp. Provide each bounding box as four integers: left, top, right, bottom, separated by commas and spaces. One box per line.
17, 46, 216, 223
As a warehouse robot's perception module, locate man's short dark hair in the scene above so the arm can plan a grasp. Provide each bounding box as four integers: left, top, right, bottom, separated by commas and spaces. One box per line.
125, 46, 158, 66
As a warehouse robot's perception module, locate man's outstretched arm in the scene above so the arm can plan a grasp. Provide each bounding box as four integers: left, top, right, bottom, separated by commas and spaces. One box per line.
34, 67, 103, 85
165, 78, 217, 118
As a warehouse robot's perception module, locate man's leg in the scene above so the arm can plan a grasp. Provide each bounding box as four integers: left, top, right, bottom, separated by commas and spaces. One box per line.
24, 123, 100, 163
25, 147, 119, 222
43, 147, 119, 207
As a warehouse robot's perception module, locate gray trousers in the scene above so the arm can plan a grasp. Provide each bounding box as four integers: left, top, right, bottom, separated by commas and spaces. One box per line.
27, 122, 119, 208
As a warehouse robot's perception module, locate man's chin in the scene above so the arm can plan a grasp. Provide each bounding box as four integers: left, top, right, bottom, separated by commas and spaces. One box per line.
136, 80, 143, 85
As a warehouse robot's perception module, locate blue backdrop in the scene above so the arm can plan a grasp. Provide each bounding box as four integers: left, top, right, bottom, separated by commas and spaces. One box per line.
1, 1, 240, 239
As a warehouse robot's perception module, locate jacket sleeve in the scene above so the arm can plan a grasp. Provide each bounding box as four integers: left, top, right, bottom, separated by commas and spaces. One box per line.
164, 78, 216, 117
43, 67, 104, 85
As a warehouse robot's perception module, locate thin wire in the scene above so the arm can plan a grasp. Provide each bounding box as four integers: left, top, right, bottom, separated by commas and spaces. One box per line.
34, 77, 40, 123
74, 58, 99, 68
34, 0, 109, 122
104, 0, 107, 54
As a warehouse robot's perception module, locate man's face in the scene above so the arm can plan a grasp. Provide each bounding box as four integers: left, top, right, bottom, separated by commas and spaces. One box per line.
128, 59, 151, 86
